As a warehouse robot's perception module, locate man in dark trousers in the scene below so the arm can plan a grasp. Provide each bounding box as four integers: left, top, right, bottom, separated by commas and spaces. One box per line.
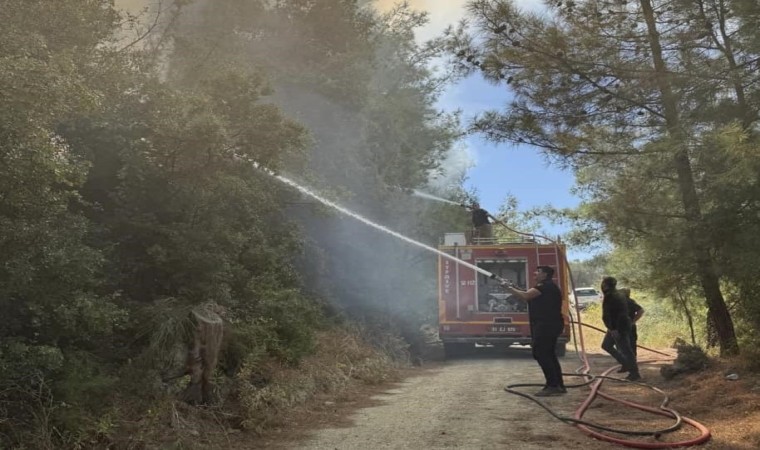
602, 287, 645, 372
468, 202, 492, 241
619, 288, 645, 359
601, 277, 641, 381
504, 266, 566, 396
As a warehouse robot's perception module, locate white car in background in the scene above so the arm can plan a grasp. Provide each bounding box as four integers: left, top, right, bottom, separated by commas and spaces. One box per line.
572, 287, 603, 310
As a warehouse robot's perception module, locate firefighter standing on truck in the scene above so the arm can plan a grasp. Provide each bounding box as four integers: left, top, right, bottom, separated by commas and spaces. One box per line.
503, 266, 566, 396
468, 202, 492, 241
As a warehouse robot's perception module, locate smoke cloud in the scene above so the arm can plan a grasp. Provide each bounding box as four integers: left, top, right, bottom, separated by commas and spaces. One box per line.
112, 0, 474, 330
427, 142, 475, 194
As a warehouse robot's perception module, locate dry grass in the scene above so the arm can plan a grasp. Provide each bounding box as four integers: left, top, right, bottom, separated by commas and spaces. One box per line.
661, 358, 760, 449
105, 326, 406, 449
235, 328, 403, 433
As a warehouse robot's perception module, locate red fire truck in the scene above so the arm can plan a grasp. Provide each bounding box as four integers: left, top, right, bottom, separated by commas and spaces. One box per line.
438, 232, 571, 357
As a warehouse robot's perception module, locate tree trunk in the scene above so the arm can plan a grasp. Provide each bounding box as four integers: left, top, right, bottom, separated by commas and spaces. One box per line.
639, 0, 738, 355
675, 287, 697, 346
706, 313, 719, 349
181, 304, 224, 405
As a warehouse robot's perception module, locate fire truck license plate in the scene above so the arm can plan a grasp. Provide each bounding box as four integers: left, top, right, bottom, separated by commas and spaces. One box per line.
491, 326, 516, 332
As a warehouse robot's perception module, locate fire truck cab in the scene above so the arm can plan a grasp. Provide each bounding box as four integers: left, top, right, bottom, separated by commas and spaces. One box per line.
438, 233, 571, 357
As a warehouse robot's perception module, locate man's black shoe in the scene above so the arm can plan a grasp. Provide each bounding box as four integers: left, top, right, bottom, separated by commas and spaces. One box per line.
534, 386, 566, 397
616, 367, 629, 373
625, 373, 642, 382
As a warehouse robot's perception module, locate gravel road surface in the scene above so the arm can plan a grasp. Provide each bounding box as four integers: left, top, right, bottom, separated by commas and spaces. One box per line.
289, 347, 616, 450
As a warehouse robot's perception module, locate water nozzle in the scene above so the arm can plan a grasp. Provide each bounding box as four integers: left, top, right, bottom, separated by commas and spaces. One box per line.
489, 273, 512, 287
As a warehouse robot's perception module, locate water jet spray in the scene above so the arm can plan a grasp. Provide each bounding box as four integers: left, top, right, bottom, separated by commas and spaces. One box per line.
410, 189, 462, 206
253, 163, 508, 284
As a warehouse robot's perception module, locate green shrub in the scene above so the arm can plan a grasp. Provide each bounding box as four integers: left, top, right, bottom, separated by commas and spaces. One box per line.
220, 318, 277, 377
0, 343, 120, 447
50, 352, 118, 443
247, 289, 324, 364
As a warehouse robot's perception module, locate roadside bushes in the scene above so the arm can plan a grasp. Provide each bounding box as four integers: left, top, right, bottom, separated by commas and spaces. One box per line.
235, 327, 402, 433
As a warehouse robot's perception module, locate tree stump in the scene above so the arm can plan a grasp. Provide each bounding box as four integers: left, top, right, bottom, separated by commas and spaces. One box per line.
180, 303, 224, 405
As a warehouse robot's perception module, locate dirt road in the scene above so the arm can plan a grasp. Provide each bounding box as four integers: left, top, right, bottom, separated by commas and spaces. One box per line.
284, 347, 616, 450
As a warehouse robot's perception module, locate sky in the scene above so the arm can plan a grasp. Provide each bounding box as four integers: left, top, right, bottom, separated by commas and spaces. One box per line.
376, 0, 588, 258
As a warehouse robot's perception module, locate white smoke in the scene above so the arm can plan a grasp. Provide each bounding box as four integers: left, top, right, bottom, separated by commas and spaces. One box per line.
426, 141, 475, 193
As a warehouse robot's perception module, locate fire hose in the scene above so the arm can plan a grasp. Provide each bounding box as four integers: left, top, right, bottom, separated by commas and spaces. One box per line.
503, 334, 710, 448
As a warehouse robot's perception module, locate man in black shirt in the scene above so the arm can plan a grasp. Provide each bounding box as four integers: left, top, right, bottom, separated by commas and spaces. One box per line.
469, 202, 492, 241
601, 277, 641, 381
504, 265, 566, 396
